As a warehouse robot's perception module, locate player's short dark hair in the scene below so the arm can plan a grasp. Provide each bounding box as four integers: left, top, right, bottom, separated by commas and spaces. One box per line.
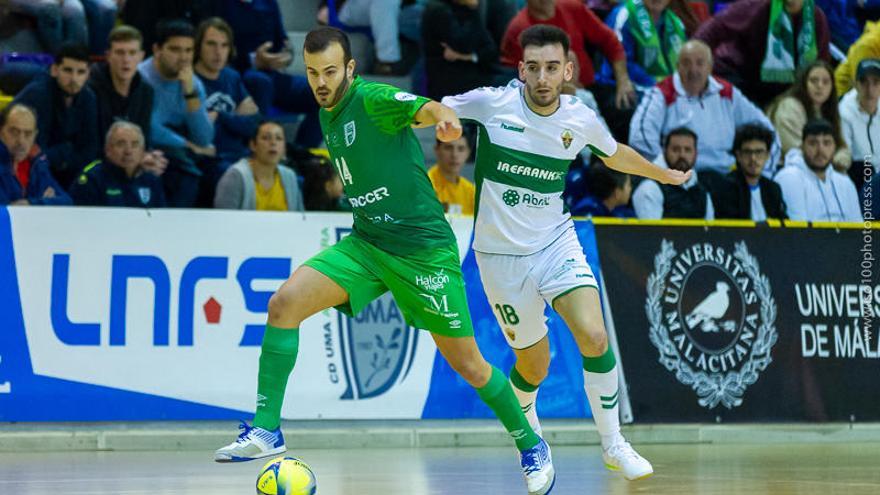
53, 42, 90, 65
586, 163, 630, 201
664, 127, 698, 148
108, 25, 143, 49
802, 119, 836, 143
733, 123, 774, 152
0, 103, 38, 129
304, 27, 352, 64
519, 25, 571, 56
155, 19, 195, 47
250, 119, 285, 143
195, 17, 237, 64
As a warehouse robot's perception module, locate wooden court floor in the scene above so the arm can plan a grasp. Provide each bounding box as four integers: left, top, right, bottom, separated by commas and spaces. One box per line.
0, 443, 876, 494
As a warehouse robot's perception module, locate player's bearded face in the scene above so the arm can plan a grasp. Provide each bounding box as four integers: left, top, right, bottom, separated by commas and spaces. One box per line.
520, 45, 573, 110
304, 44, 355, 109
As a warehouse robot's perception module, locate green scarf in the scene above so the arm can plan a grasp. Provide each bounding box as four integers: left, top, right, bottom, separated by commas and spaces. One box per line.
625, 0, 686, 81
761, 0, 818, 83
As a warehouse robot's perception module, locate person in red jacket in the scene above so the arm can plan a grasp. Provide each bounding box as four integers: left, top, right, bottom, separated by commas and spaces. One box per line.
0, 104, 72, 206
500, 0, 635, 140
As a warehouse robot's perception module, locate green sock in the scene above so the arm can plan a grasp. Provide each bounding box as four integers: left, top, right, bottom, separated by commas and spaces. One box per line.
252, 325, 299, 431
477, 366, 541, 451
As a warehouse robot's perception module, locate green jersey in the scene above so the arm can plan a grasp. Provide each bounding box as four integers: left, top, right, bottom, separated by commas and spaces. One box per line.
319, 77, 455, 255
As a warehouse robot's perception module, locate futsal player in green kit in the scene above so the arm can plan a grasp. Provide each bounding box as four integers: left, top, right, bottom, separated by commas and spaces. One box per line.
214, 27, 556, 494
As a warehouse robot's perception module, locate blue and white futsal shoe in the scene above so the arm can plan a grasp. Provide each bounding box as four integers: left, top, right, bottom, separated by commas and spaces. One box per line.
520, 438, 556, 494
214, 421, 286, 463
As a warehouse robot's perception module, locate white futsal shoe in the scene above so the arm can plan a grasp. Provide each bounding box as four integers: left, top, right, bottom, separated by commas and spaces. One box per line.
214, 421, 287, 463
603, 441, 653, 480
520, 437, 556, 494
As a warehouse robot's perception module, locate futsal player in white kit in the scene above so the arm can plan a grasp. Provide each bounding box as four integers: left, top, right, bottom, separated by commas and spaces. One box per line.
442, 25, 691, 480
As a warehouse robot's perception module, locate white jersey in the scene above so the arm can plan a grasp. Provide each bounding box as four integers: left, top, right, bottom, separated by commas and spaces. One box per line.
442, 82, 618, 255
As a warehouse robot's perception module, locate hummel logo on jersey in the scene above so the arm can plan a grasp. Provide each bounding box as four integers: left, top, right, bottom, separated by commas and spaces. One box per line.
348, 186, 390, 207
501, 122, 525, 133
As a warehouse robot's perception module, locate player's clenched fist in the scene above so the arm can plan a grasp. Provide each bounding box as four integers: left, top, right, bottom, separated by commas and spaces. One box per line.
435, 119, 463, 143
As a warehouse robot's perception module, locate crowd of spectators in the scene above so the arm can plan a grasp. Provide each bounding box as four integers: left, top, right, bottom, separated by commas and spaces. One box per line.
0, 0, 876, 223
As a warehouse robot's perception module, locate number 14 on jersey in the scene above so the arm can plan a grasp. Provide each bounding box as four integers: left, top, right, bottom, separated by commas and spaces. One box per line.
335, 157, 353, 186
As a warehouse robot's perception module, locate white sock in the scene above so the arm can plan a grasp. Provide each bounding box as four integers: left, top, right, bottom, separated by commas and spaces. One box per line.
583, 351, 624, 450
510, 376, 543, 438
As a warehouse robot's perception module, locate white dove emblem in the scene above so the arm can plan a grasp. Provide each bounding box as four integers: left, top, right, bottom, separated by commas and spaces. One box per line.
686, 282, 735, 333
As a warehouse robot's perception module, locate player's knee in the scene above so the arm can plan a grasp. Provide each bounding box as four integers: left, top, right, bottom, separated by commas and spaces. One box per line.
584, 327, 608, 353
572, 323, 608, 354
268, 289, 300, 325
451, 358, 491, 387
517, 361, 549, 386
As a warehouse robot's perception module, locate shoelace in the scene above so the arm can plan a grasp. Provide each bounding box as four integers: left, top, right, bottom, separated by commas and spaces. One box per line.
608, 442, 640, 461
235, 421, 254, 444
521, 446, 544, 475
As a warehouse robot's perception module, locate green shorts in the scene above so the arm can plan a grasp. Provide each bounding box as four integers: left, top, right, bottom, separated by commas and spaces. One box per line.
303, 234, 474, 338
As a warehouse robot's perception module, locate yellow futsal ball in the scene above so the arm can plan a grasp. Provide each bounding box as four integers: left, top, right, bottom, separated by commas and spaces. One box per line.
256, 456, 317, 495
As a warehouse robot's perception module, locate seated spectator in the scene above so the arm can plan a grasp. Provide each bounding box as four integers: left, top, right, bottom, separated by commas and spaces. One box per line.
215, 0, 322, 148
632, 127, 715, 219
69, 122, 166, 208
712, 124, 787, 220
840, 59, 880, 189
214, 121, 304, 211
13, 42, 98, 187
774, 119, 862, 222
8, 0, 87, 50
89, 25, 154, 147
836, 21, 880, 97
422, 0, 507, 101
694, 0, 831, 108
598, 0, 687, 89
0, 103, 71, 206
138, 19, 215, 208
630, 40, 780, 177
569, 162, 635, 218
500, 0, 635, 140
301, 160, 349, 211
194, 18, 260, 165
768, 60, 850, 171
428, 135, 475, 215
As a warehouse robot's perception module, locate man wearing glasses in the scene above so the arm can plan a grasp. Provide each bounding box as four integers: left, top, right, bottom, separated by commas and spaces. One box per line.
711, 124, 788, 221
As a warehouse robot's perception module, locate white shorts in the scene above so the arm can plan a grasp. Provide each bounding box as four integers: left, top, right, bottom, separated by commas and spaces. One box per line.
474, 228, 599, 349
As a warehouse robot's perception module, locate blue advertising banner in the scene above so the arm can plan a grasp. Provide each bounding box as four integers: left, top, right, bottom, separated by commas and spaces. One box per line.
0, 208, 599, 421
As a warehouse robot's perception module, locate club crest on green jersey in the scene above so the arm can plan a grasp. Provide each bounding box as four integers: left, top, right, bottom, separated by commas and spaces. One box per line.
561, 129, 574, 149
344, 121, 356, 147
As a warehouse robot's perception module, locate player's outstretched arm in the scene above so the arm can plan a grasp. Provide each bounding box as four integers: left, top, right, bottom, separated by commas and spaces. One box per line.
413, 101, 463, 142
601, 143, 691, 186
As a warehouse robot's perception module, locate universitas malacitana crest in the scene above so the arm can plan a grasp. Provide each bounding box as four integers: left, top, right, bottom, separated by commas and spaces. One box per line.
645, 240, 778, 409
